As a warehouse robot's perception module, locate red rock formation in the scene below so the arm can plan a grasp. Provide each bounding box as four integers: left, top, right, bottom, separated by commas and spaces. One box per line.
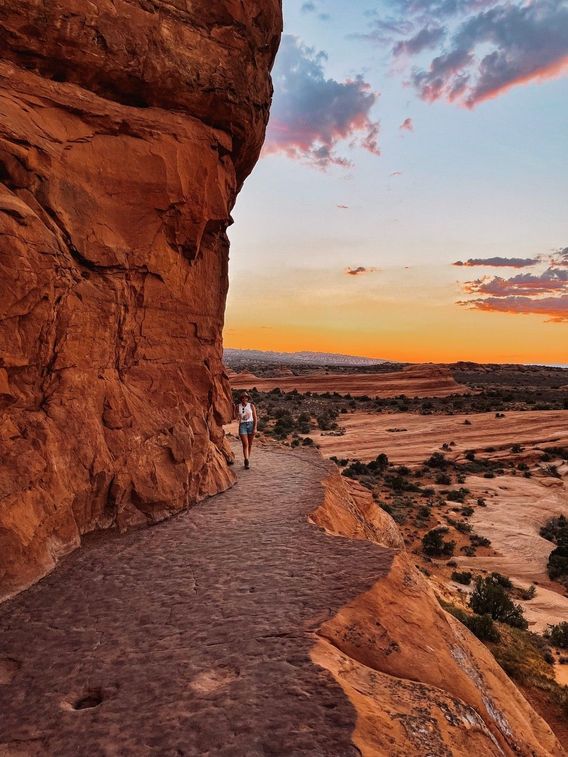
0, 0, 282, 598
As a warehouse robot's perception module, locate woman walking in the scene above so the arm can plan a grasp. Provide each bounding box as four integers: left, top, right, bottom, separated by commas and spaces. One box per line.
235, 392, 257, 469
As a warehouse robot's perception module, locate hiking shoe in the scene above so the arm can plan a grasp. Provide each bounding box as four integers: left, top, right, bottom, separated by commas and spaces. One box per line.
244, 459, 250, 470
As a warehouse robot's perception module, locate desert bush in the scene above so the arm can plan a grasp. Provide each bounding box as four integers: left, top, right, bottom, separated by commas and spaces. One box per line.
447, 488, 470, 503
518, 584, 537, 601
461, 505, 474, 517
545, 622, 568, 648
451, 570, 473, 585
467, 613, 501, 642
425, 452, 448, 469
422, 528, 455, 557
435, 473, 452, 485
470, 577, 527, 629
540, 515, 568, 544
470, 534, 491, 548
544, 464, 561, 479
456, 521, 472, 533
548, 545, 568, 583
490, 572, 513, 589
444, 604, 500, 642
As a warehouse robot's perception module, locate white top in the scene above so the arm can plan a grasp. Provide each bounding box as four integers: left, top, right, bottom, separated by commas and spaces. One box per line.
238, 402, 254, 422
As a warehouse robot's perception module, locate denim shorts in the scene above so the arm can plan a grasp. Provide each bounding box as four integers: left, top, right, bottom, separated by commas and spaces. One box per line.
239, 421, 254, 435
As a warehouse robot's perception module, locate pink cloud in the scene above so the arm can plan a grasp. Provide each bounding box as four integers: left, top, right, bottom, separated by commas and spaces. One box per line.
376, 2, 568, 107
459, 295, 568, 322
265, 36, 380, 169
458, 265, 568, 322
399, 117, 414, 131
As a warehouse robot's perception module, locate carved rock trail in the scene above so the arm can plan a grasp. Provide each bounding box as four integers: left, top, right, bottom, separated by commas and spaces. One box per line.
0, 443, 564, 755
0, 445, 395, 755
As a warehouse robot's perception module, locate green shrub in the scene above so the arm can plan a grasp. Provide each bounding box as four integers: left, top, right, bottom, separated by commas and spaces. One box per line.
490, 572, 513, 589
518, 584, 537, 601
548, 545, 568, 582
425, 452, 448, 469
435, 473, 451, 485
451, 570, 473, 585
470, 577, 527, 629
470, 534, 491, 548
444, 604, 500, 642
545, 622, 568, 648
467, 613, 501, 642
422, 528, 455, 557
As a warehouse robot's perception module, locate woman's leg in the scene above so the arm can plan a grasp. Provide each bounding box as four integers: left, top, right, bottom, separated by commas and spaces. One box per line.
239, 434, 249, 462
247, 430, 255, 457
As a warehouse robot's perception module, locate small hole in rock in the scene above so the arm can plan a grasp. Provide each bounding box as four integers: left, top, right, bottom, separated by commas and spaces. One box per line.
72, 689, 103, 710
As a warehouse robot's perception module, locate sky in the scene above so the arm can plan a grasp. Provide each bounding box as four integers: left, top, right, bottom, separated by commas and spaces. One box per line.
224, 0, 568, 363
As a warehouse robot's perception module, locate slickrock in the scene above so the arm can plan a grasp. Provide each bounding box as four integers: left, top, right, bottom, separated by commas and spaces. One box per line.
0, 0, 282, 597
0, 444, 562, 755
230, 363, 472, 398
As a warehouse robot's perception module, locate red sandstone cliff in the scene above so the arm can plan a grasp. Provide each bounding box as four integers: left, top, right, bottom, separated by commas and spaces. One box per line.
0, 0, 282, 598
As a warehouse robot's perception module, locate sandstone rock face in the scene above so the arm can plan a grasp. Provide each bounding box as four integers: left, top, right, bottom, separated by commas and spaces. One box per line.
0, 0, 282, 598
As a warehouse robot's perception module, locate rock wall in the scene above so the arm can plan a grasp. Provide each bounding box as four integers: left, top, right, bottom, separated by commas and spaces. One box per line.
0, 0, 282, 598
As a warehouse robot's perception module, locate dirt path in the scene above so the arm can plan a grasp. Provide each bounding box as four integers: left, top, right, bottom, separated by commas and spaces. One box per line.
0, 444, 395, 756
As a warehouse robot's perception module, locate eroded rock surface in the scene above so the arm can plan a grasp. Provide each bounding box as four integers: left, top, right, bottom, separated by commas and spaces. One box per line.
0, 0, 282, 597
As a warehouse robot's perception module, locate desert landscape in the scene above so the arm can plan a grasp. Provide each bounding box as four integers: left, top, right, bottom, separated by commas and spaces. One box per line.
1, 0, 567, 755
229, 355, 568, 739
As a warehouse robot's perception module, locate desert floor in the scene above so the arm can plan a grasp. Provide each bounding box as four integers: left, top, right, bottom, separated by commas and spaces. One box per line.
318, 409, 568, 640
316, 409, 568, 466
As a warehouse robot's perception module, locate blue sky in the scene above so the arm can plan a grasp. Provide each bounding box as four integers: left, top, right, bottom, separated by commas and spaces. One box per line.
225, 0, 568, 362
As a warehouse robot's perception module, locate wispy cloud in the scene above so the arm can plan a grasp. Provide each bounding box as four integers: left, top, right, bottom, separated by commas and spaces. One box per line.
265, 36, 380, 169
301, 1, 330, 21
337, 204, 350, 209
453, 256, 539, 268
459, 295, 568, 322
394, 25, 445, 56
399, 117, 414, 131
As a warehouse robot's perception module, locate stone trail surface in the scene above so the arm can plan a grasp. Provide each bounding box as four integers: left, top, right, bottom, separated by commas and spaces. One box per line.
0, 444, 396, 755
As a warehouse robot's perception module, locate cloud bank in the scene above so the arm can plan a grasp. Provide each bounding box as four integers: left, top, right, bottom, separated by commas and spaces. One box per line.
457, 255, 568, 321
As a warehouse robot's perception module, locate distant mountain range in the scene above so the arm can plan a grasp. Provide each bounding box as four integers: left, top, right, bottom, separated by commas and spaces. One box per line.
224, 348, 387, 367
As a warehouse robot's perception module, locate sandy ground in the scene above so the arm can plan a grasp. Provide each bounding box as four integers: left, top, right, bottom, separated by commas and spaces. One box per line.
317, 409, 568, 466
456, 472, 568, 633
318, 409, 568, 669
230, 363, 471, 398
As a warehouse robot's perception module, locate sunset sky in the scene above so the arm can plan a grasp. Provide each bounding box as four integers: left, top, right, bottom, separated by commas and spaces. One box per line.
224, 0, 568, 363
